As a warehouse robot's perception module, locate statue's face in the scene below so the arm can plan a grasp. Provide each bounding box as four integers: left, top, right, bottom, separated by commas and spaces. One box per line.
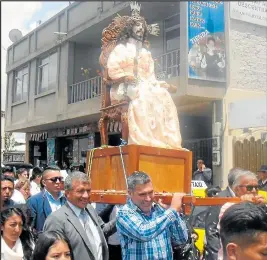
132, 21, 145, 41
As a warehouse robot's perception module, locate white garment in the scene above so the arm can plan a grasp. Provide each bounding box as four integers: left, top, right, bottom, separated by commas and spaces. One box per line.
11, 190, 26, 204
1, 237, 24, 260
30, 181, 40, 196
108, 205, 120, 246
261, 179, 267, 185
67, 202, 102, 260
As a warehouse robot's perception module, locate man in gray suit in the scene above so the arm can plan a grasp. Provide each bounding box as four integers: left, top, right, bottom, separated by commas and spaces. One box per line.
44, 171, 116, 260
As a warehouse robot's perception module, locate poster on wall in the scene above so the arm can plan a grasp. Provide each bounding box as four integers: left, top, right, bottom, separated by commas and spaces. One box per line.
47, 138, 55, 165
88, 133, 95, 150
188, 1, 226, 82
230, 2, 267, 27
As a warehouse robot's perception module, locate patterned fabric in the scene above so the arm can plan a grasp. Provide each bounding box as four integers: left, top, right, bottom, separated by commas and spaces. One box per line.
117, 199, 188, 260
107, 42, 182, 149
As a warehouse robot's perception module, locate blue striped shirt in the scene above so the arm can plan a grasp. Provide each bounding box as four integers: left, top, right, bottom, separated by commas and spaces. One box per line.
116, 199, 188, 260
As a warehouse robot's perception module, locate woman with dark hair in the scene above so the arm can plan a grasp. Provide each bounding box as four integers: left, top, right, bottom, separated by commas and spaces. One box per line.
32, 231, 73, 260
1, 206, 34, 260
30, 167, 43, 196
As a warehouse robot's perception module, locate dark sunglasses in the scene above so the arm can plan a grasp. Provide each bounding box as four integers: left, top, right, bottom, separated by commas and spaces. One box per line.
45, 177, 64, 183
239, 185, 259, 191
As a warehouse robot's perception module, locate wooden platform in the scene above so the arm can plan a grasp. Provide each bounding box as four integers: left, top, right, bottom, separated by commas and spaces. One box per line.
87, 144, 192, 204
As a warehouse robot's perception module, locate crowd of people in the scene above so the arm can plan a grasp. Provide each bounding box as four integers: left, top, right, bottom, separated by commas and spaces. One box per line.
1, 164, 267, 260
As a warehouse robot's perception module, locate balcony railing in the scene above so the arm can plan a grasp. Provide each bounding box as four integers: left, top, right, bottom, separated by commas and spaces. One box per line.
68, 50, 180, 104
154, 49, 180, 80
68, 76, 102, 104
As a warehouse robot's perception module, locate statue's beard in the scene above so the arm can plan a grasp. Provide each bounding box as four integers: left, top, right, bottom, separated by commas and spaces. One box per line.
131, 31, 144, 42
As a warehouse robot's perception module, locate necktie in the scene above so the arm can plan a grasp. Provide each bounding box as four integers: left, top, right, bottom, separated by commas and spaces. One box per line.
80, 209, 98, 258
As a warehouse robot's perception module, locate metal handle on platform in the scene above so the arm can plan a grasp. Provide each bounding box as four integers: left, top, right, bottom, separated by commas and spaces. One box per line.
119, 139, 128, 190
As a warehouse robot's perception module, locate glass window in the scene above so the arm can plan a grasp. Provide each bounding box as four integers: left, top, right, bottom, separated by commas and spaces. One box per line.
38, 52, 58, 94
165, 14, 180, 29
14, 67, 28, 102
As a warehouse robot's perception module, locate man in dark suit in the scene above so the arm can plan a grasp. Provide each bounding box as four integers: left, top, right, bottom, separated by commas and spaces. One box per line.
27, 166, 66, 233
258, 165, 267, 191
44, 171, 116, 260
204, 168, 259, 260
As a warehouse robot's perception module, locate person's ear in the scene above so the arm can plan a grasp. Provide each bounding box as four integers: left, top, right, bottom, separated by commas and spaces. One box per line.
42, 179, 46, 187
65, 190, 69, 199
128, 189, 133, 197
226, 243, 238, 260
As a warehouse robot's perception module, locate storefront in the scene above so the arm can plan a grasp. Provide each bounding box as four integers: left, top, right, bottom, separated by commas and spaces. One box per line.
28, 122, 100, 168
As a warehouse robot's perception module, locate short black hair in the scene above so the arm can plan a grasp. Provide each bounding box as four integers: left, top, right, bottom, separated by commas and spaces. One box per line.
2, 166, 15, 174
42, 165, 61, 177
1, 175, 15, 185
17, 168, 28, 175
30, 167, 43, 181
220, 202, 267, 257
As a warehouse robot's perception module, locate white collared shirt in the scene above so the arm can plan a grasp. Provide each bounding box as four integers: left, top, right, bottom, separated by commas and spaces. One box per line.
67, 201, 102, 260
45, 189, 64, 212
261, 179, 267, 185
30, 181, 40, 196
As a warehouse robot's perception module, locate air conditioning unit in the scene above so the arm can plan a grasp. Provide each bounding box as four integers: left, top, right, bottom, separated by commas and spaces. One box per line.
212, 151, 220, 166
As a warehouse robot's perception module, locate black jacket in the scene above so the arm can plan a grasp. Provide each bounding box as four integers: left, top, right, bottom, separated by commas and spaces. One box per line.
203, 187, 234, 260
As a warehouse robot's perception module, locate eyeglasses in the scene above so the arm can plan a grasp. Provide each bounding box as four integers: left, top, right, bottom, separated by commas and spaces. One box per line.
238, 185, 259, 191
45, 177, 64, 183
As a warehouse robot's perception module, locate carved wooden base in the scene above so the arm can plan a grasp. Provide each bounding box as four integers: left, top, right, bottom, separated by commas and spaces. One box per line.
99, 102, 129, 145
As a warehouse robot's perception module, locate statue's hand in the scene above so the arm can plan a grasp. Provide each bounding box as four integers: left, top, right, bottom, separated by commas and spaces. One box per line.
127, 84, 139, 100
159, 81, 177, 93
147, 24, 160, 36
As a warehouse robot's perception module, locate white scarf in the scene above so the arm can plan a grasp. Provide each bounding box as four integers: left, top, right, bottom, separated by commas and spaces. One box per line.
1, 236, 24, 260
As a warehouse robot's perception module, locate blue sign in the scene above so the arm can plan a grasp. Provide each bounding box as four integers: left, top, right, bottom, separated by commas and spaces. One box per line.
188, 2, 226, 82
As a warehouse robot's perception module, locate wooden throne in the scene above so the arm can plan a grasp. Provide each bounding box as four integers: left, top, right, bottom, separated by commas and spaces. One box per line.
98, 49, 136, 145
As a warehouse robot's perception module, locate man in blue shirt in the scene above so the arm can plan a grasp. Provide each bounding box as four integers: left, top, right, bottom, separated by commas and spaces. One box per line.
27, 166, 66, 233
116, 171, 188, 260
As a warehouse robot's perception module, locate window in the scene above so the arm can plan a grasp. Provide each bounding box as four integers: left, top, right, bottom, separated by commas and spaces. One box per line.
37, 52, 58, 94
14, 67, 28, 103
164, 14, 180, 52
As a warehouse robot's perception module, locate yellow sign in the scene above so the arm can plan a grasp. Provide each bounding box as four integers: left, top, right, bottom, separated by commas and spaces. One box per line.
192, 189, 206, 198
194, 228, 205, 254
258, 190, 267, 202
191, 181, 207, 198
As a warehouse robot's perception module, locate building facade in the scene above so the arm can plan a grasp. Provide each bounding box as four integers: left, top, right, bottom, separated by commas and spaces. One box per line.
1, 111, 5, 162
5, 2, 267, 186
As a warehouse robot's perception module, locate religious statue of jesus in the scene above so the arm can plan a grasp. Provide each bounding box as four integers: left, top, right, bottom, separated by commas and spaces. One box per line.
99, 2, 182, 149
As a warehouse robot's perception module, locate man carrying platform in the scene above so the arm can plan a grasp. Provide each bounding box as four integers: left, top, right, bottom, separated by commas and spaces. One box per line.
116, 171, 188, 260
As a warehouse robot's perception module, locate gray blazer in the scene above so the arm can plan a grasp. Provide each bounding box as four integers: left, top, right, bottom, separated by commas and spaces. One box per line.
43, 202, 116, 260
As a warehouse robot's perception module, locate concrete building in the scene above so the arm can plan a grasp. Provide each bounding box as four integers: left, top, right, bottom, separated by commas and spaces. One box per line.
1, 111, 5, 161
5, 2, 267, 187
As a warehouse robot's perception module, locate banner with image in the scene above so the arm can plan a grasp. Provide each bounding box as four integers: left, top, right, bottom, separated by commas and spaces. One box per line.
47, 138, 55, 165
188, 1, 226, 82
